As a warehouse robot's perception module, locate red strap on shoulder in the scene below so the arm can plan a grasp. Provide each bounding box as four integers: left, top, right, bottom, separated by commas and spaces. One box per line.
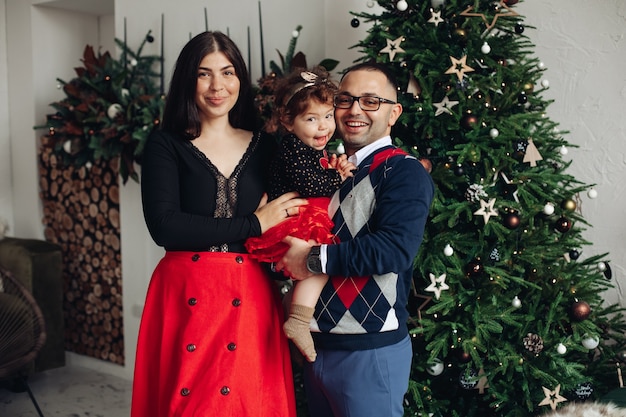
370, 148, 409, 172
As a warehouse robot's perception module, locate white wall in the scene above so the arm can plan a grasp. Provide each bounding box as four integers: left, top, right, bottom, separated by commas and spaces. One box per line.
1, 0, 625, 380
0, 0, 12, 234
518, 1, 626, 306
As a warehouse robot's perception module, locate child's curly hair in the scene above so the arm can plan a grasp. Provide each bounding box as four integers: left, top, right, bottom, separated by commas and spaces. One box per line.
268, 66, 338, 135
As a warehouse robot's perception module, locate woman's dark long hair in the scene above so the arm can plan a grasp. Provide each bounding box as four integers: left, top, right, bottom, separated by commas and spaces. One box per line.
161, 31, 258, 139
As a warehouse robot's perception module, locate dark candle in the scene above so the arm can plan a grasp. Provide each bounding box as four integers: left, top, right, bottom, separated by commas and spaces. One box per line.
123, 17, 127, 69
204, 8, 208, 31
160, 14, 164, 94
258, 1, 265, 77
247, 26, 251, 82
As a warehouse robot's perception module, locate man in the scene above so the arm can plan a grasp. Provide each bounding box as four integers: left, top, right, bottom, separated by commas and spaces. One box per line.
276, 62, 434, 417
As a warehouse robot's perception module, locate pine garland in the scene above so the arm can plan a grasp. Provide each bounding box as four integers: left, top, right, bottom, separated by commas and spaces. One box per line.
38, 32, 164, 184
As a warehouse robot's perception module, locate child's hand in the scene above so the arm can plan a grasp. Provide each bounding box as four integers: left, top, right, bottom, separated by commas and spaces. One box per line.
335, 154, 356, 181
328, 153, 339, 169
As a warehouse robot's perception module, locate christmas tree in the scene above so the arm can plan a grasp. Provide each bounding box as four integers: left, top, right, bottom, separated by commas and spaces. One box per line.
346, 1, 626, 416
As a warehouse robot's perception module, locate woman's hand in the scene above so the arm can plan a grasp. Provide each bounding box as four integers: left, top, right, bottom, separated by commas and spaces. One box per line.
254, 191, 307, 233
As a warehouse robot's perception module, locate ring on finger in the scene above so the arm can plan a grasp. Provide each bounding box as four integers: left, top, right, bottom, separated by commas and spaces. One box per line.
285, 209, 289, 217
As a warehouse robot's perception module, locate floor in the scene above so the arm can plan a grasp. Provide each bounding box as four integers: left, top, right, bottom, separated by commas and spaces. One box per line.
0, 365, 131, 417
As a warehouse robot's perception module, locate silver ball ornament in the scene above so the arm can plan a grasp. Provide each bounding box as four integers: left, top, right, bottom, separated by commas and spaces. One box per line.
543, 203, 555, 215
396, 0, 408, 11
427, 358, 444, 376
582, 335, 599, 350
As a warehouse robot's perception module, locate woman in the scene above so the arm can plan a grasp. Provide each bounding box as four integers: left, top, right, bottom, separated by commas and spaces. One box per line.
132, 31, 303, 417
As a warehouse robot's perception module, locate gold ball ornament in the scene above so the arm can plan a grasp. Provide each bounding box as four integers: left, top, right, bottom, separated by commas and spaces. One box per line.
561, 198, 577, 211
453, 28, 467, 40
523, 82, 534, 94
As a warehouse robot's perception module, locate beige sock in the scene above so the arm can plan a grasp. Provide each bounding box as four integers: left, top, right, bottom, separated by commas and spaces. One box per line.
283, 304, 317, 362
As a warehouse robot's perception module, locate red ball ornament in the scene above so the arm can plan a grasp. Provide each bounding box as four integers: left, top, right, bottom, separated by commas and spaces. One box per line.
457, 350, 471, 363
571, 301, 591, 321
461, 114, 479, 130
554, 217, 572, 233
419, 158, 433, 174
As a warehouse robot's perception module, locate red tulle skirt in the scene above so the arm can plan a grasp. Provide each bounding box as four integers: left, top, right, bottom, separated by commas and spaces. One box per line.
245, 197, 336, 263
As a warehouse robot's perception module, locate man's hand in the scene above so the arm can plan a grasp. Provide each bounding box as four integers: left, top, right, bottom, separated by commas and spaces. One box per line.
275, 236, 315, 281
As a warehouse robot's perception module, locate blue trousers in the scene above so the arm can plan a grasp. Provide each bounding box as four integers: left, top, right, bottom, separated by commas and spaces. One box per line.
303, 336, 412, 417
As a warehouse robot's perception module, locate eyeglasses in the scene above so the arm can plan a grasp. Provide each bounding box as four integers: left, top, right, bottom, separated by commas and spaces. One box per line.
333, 94, 397, 111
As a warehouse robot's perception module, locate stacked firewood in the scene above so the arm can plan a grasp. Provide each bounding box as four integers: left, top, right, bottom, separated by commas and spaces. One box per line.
38, 146, 124, 365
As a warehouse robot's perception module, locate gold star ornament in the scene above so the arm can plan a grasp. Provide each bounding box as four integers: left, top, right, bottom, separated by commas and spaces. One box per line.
428, 10, 444, 27
445, 55, 475, 82
538, 384, 567, 410
474, 198, 498, 224
425, 273, 449, 300
433, 96, 459, 116
379, 36, 405, 62
460, 0, 520, 31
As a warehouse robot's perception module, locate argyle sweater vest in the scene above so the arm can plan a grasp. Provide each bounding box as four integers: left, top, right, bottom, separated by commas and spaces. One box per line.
311, 146, 434, 351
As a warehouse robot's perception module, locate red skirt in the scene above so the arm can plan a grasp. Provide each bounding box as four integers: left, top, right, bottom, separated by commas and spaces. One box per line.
131, 251, 296, 417
245, 197, 336, 263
